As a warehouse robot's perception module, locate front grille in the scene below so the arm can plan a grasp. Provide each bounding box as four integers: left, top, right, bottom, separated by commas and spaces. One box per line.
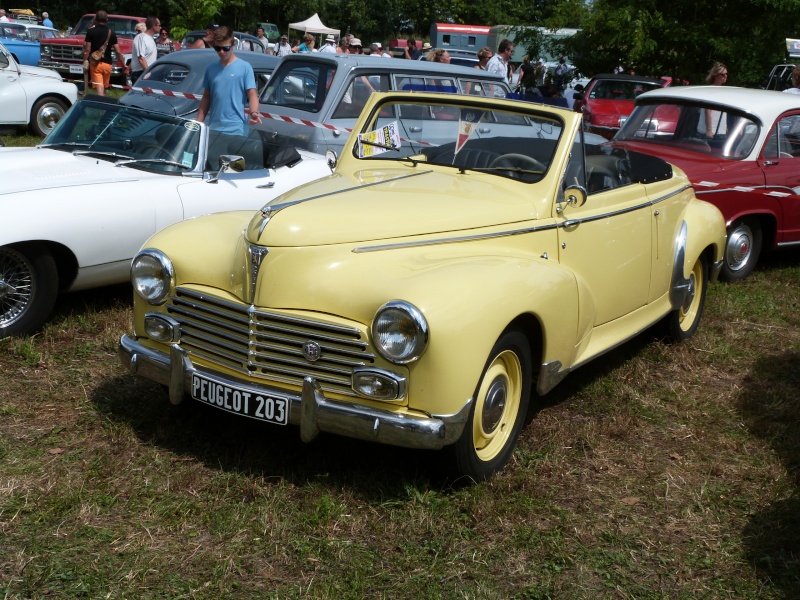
167, 287, 375, 397
48, 44, 82, 61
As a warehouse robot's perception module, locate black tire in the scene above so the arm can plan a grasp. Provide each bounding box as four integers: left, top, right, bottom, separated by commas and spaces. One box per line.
0, 245, 59, 338
665, 255, 708, 342
30, 97, 69, 137
449, 330, 532, 482
721, 220, 762, 281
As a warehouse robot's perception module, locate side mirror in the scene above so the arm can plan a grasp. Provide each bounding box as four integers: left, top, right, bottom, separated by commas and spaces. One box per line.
219, 154, 245, 173
206, 154, 245, 184
326, 148, 337, 171
558, 186, 587, 212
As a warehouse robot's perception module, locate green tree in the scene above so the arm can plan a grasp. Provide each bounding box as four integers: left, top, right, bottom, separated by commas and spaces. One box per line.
567, 0, 800, 86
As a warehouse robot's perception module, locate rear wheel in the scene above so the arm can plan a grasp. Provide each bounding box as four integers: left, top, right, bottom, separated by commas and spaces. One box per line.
721, 219, 762, 281
30, 97, 69, 137
0, 245, 59, 337
665, 255, 708, 342
449, 330, 532, 482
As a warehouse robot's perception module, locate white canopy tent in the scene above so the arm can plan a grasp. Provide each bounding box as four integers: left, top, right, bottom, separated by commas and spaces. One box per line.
288, 13, 340, 37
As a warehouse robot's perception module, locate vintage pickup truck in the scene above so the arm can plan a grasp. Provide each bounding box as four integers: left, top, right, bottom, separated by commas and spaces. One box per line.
39, 13, 144, 81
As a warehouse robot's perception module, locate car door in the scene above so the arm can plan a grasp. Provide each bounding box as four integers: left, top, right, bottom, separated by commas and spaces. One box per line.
0, 47, 26, 124
555, 132, 653, 326
761, 112, 800, 243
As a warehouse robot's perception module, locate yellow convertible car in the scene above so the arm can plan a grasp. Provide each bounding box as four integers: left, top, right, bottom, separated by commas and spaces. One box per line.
119, 91, 726, 481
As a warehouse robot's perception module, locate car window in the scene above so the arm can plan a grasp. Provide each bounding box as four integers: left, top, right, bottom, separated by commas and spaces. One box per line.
617, 102, 761, 159
589, 80, 661, 100
140, 62, 192, 87
461, 79, 506, 98
331, 74, 391, 119
765, 115, 800, 158
396, 75, 458, 94
261, 62, 336, 114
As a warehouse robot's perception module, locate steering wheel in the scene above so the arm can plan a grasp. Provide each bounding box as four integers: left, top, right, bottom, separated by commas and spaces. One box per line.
138, 144, 181, 163
489, 153, 545, 179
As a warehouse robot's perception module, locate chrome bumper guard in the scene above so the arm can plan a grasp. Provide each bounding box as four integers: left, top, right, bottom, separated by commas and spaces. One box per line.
119, 335, 469, 450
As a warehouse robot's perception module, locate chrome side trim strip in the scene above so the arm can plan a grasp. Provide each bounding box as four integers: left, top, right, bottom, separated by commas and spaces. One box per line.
353, 223, 558, 253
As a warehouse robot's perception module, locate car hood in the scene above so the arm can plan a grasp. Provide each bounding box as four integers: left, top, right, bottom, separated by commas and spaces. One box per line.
18, 63, 62, 81
0, 147, 146, 196
247, 167, 542, 247
119, 90, 198, 117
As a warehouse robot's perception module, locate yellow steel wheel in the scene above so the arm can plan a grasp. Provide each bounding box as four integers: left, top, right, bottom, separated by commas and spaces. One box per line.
472, 349, 523, 462
667, 255, 707, 342
451, 330, 532, 482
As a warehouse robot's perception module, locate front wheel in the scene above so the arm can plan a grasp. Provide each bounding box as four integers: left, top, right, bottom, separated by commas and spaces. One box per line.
449, 330, 532, 482
721, 220, 762, 281
665, 255, 708, 342
30, 97, 69, 137
0, 245, 59, 337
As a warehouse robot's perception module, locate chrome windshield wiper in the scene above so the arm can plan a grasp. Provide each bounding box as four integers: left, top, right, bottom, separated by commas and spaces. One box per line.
115, 157, 191, 170
73, 149, 134, 161
37, 142, 91, 150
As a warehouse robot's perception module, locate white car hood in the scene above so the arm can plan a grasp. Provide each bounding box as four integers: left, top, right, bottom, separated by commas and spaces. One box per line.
0, 147, 147, 196
18, 63, 63, 81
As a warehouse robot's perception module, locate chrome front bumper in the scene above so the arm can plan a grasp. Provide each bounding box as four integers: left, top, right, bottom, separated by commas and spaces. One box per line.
119, 335, 469, 450
39, 60, 125, 77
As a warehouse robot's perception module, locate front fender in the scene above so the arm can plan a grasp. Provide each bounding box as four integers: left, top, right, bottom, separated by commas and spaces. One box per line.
678, 199, 726, 285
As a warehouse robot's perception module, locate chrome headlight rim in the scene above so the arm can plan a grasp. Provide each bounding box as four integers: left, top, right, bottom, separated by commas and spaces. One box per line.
131, 248, 174, 305
372, 300, 429, 365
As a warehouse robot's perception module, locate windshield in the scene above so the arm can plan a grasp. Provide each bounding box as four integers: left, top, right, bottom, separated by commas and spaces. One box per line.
354, 97, 564, 183
72, 16, 141, 37
42, 100, 202, 173
616, 101, 761, 159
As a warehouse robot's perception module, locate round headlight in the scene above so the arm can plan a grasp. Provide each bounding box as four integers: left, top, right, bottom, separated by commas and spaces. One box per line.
372, 301, 428, 364
131, 249, 174, 304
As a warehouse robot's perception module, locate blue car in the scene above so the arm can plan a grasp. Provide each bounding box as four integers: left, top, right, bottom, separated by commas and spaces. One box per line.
0, 22, 44, 66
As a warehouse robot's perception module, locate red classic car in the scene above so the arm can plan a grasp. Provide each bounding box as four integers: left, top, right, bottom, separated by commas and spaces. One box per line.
610, 86, 800, 279
573, 73, 670, 139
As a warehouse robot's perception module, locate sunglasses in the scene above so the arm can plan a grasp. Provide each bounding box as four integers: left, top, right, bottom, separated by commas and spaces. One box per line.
214, 44, 232, 52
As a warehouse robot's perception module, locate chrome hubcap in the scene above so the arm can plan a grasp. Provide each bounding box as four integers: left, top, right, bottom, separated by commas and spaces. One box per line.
681, 272, 696, 313
481, 376, 507, 434
726, 225, 752, 271
38, 103, 65, 134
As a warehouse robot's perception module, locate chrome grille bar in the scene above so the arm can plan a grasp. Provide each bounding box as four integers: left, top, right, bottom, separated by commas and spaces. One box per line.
168, 287, 375, 396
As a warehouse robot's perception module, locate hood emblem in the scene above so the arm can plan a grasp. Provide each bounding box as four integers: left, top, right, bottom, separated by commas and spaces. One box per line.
246, 244, 269, 303
301, 341, 322, 362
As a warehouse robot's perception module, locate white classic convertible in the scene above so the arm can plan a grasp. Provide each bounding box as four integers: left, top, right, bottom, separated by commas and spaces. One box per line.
0, 96, 331, 337
0, 40, 77, 136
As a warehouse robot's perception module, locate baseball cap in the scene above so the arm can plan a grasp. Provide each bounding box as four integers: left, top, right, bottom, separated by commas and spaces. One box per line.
206, 21, 219, 30
349, 37, 362, 47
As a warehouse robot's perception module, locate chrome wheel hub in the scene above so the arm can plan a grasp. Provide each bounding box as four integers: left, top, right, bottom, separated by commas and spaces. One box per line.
481, 376, 507, 434
726, 227, 751, 271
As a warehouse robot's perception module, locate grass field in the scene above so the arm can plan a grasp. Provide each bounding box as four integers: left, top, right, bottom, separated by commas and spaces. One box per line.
1, 128, 799, 598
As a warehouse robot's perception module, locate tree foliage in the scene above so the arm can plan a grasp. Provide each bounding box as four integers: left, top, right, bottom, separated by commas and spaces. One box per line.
42, 0, 799, 86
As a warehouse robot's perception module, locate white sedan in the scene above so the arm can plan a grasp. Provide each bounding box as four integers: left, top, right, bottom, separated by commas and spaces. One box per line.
0, 97, 332, 337
0, 41, 77, 136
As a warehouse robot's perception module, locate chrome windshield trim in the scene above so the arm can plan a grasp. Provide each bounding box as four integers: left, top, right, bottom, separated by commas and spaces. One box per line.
352, 223, 558, 253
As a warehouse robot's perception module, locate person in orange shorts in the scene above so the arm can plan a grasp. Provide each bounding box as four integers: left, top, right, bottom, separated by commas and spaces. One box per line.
83, 10, 128, 96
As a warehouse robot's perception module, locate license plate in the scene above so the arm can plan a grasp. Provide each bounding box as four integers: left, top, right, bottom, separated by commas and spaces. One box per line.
69, 64, 83, 74
190, 373, 289, 425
